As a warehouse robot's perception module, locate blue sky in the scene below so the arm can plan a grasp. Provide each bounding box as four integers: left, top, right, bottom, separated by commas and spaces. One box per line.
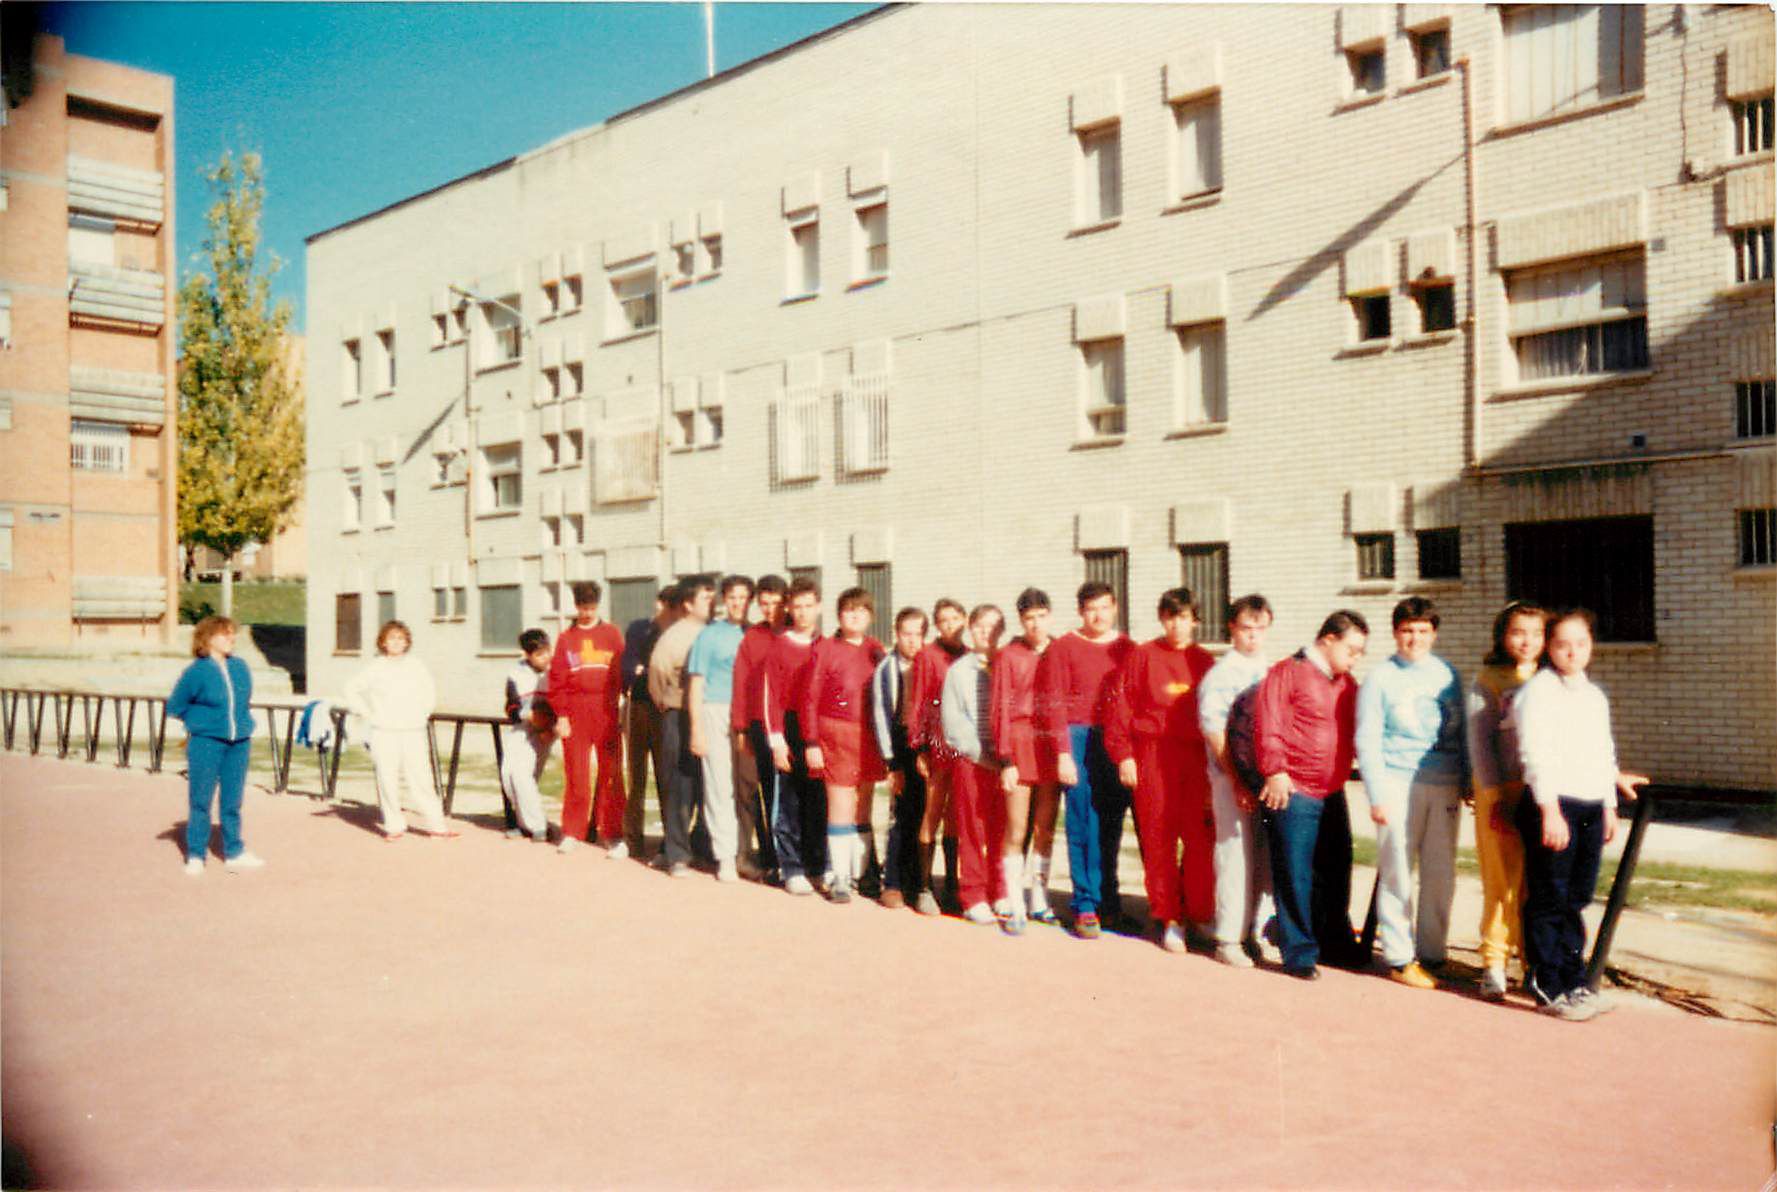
42, 2, 875, 332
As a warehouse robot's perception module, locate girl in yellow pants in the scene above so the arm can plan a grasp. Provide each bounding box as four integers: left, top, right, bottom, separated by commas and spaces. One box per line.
1466, 602, 1546, 1001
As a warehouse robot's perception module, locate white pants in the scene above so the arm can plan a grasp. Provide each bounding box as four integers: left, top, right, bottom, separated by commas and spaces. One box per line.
697, 702, 739, 864
369, 727, 446, 836
499, 724, 551, 838
1208, 761, 1274, 946
1372, 774, 1462, 967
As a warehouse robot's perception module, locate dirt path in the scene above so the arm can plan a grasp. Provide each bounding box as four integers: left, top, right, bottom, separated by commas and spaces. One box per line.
2, 754, 1772, 1189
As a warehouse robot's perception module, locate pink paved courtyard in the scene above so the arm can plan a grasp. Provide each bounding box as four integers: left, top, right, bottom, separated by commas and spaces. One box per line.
2, 753, 1772, 1189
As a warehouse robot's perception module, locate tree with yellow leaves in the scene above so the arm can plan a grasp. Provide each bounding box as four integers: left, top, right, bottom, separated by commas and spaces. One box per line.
176, 150, 303, 619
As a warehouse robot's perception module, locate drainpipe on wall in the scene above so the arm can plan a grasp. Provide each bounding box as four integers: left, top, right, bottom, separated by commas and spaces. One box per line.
1457, 55, 1482, 472
655, 257, 669, 575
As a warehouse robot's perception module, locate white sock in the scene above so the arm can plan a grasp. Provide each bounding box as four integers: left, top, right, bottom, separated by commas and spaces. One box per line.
827, 829, 854, 888
1002, 855, 1026, 919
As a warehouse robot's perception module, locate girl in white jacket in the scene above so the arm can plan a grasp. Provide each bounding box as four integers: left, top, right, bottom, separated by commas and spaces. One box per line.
344, 621, 455, 840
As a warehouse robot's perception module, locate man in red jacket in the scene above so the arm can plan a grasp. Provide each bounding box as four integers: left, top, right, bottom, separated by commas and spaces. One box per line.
1036, 580, 1135, 939
549, 581, 626, 852
1105, 587, 1217, 953
1255, 609, 1369, 979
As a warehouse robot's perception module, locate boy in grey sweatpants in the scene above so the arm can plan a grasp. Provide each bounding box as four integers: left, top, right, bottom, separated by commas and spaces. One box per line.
500, 628, 556, 842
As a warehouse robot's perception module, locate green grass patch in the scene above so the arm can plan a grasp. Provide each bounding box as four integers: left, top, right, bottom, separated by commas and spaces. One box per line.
180, 581, 306, 627
1351, 835, 1777, 914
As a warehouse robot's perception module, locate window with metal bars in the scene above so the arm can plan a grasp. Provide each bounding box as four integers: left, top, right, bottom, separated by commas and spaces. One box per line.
1416, 528, 1461, 580
771, 386, 821, 485
1355, 533, 1395, 581
608, 578, 658, 632
1740, 508, 1776, 568
839, 372, 890, 475
1178, 544, 1229, 644
1505, 516, 1654, 641
856, 564, 892, 627
1083, 549, 1128, 630
1732, 96, 1773, 157
69, 419, 128, 473
1732, 226, 1773, 284
1735, 379, 1775, 439
480, 585, 522, 652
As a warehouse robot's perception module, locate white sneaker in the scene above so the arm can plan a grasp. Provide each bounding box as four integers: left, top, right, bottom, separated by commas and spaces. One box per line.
1480, 966, 1509, 1002
606, 840, 630, 861
785, 874, 815, 896
1215, 942, 1254, 968
963, 901, 996, 925
1161, 923, 1187, 954
224, 852, 265, 872
1570, 986, 1615, 1017
717, 861, 739, 883
184, 857, 204, 877
558, 837, 580, 854
991, 897, 1014, 919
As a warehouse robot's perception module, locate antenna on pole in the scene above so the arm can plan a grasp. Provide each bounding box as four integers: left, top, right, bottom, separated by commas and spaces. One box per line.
703, 1, 715, 78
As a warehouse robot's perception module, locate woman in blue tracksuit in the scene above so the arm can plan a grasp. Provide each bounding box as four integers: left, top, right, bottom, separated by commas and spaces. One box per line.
168, 615, 263, 875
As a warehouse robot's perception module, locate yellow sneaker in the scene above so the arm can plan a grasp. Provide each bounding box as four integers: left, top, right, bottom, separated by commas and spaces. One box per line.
1390, 961, 1437, 990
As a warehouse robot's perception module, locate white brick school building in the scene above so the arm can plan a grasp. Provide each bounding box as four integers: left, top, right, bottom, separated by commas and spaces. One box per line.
304, 4, 1776, 793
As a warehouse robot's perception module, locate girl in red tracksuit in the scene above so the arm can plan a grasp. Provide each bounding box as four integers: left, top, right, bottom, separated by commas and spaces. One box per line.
803, 587, 887, 903
1104, 587, 1217, 954
547, 581, 626, 850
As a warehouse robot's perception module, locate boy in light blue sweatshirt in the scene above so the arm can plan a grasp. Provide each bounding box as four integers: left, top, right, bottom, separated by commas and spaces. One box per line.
1357, 596, 1468, 988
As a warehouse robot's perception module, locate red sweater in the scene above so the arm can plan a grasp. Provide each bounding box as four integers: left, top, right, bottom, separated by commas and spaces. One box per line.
547, 620, 624, 739
1255, 650, 1358, 799
730, 621, 778, 731
989, 637, 1043, 753
761, 631, 818, 737
1035, 630, 1134, 750
1104, 639, 1216, 764
803, 636, 886, 742
904, 639, 967, 751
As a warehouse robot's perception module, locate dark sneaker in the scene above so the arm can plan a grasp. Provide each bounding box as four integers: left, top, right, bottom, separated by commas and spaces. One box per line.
1285, 964, 1322, 981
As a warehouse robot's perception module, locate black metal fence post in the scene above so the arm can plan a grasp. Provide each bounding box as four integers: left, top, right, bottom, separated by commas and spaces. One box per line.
1586, 791, 1657, 989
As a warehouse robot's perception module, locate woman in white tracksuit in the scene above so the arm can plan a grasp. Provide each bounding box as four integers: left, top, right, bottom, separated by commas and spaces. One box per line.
344, 620, 456, 840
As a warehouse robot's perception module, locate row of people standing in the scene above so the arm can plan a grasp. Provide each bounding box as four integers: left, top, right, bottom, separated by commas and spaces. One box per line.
167, 572, 1640, 1023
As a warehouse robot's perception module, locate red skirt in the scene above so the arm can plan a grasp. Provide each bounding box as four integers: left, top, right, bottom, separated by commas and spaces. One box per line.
1007, 719, 1059, 786
819, 718, 887, 786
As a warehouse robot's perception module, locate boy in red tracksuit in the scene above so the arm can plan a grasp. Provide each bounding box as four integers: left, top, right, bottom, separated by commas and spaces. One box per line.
803, 587, 888, 903
903, 598, 968, 914
762, 577, 826, 894
1105, 587, 1217, 954
1036, 580, 1136, 938
990, 587, 1059, 926
731, 574, 787, 878
548, 580, 626, 851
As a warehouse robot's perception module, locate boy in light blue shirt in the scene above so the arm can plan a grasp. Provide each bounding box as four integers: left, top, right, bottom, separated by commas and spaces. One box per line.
686, 575, 754, 883
1357, 596, 1468, 988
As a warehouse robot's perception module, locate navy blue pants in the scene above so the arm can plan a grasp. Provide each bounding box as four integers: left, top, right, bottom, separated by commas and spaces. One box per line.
745, 721, 781, 872
883, 750, 926, 893
1264, 790, 1357, 970
1516, 793, 1605, 1003
660, 707, 704, 866
770, 713, 828, 880
186, 734, 251, 861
